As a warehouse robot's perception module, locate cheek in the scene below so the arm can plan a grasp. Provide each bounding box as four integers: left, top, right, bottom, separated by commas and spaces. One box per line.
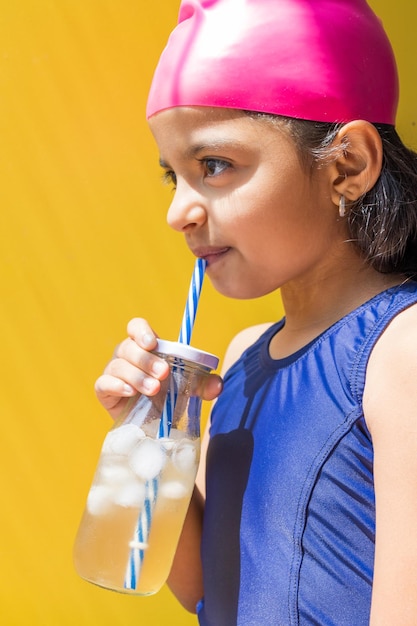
251, 159, 308, 209
211, 160, 312, 238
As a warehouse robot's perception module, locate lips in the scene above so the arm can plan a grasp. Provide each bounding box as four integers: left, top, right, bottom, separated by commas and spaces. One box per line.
191, 246, 231, 265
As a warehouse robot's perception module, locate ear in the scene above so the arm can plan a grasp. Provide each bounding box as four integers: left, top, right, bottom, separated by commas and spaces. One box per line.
327, 120, 383, 206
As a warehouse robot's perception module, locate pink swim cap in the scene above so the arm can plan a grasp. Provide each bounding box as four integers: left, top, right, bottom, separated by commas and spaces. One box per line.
146, 0, 398, 124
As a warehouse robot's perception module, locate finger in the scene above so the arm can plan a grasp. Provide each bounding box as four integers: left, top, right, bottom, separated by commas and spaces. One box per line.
127, 317, 159, 350
94, 373, 136, 400
114, 337, 169, 381
201, 374, 224, 401
104, 359, 162, 396
94, 374, 136, 419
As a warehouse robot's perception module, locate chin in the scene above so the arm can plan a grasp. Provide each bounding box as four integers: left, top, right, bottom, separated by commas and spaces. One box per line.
211, 278, 274, 300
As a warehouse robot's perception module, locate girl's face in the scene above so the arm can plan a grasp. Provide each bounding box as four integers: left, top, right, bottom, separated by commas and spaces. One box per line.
149, 107, 348, 299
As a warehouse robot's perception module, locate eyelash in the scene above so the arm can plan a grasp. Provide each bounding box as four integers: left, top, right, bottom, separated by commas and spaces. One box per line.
161, 158, 231, 189
162, 170, 177, 188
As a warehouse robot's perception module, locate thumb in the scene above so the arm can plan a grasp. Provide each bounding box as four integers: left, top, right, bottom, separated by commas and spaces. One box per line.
201, 374, 223, 401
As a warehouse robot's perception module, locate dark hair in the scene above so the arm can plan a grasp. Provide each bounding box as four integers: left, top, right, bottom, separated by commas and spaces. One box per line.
249, 112, 417, 277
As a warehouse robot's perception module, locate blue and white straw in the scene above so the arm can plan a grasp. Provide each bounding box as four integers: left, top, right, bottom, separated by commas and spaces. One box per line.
124, 258, 207, 590
158, 373, 175, 439
124, 478, 158, 590
178, 257, 207, 345
158, 257, 206, 439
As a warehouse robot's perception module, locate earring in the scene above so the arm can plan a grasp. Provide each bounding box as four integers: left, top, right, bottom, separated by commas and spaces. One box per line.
339, 195, 346, 218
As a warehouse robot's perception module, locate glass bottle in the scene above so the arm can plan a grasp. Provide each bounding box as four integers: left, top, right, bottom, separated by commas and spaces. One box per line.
73, 339, 218, 595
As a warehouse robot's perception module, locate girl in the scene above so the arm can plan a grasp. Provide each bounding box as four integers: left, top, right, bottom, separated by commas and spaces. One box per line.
95, 1, 417, 623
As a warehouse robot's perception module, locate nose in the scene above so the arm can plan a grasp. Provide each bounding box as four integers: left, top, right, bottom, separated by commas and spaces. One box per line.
166, 180, 207, 232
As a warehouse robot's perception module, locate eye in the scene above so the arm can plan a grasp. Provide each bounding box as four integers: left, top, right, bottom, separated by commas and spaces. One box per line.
162, 169, 177, 189
202, 158, 231, 178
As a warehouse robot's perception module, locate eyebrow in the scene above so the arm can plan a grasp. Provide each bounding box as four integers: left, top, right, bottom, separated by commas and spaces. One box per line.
159, 139, 245, 169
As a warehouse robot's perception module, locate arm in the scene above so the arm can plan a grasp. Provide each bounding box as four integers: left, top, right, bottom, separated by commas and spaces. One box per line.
363, 303, 417, 625
167, 322, 273, 610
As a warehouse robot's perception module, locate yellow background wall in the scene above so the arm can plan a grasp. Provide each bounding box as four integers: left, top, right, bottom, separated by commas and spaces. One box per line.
0, 1, 414, 624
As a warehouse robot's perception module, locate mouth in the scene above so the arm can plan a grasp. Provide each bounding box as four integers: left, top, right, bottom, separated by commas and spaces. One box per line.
191, 246, 231, 266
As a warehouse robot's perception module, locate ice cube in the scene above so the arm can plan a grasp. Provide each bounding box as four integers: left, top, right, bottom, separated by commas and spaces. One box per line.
158, 429, 187, 452
160, 480, 188, 500
173, 440, 199, 474
87, 484, 112, 516
101, 423, 145, 456
129, 438, 166, 481
112, 480, 146, 508
159, 437, 176, 452
158, 428, 187, 451
98, 457, 131, 484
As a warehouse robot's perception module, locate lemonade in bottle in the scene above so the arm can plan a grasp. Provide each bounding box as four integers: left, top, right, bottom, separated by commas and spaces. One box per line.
73, 340, 218, 595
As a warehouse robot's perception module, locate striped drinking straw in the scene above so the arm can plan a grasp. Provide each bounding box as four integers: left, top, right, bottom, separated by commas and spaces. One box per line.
159, 257, 206, 438
178, 257, 207, 345
124, 257, 207, 591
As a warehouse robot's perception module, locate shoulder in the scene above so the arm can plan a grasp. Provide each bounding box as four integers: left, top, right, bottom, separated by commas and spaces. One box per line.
370, 296, 417, 357
364, 301, 417, 433
363, 302, 417, 621
221, 322, 274, 375
364, 301, 417, 427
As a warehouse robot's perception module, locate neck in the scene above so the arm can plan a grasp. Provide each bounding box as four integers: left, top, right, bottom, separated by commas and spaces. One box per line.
270, 259, 405, 360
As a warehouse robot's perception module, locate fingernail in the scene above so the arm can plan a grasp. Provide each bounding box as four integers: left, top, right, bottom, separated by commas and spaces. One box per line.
142, 332, 155, 348
123, 384, 134, 395
142, 377, 157, 393
152, 360, 166, 376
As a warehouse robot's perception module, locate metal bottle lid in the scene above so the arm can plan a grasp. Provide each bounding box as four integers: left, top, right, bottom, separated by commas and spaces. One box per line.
155, 339, 219, 371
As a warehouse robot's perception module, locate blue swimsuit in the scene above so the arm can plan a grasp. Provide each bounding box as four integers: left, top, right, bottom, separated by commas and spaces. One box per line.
197, 283, 417, 626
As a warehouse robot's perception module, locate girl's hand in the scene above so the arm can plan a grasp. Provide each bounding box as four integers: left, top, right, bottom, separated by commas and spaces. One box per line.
95, 318, 223, 421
